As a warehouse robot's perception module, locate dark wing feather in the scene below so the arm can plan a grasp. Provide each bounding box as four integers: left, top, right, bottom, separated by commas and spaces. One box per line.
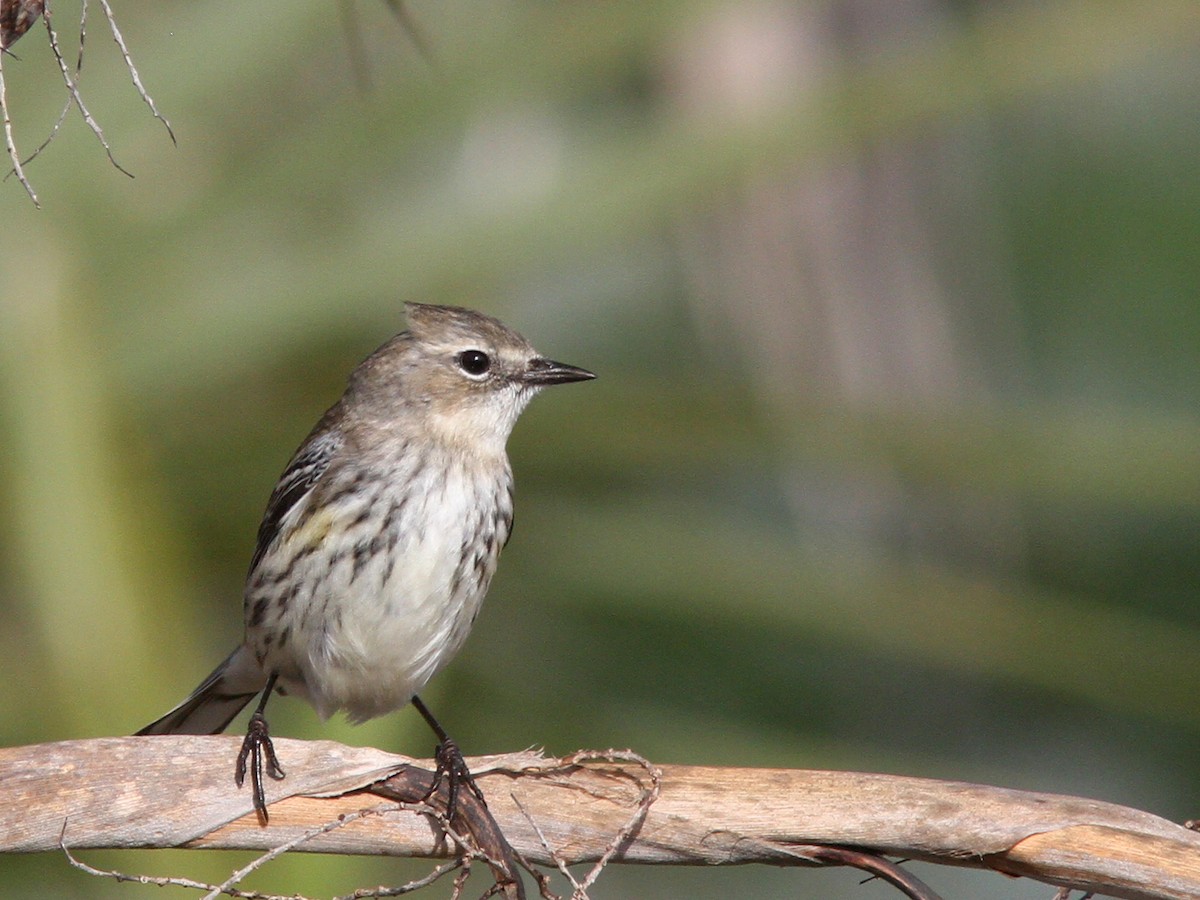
249, 427, 342, 574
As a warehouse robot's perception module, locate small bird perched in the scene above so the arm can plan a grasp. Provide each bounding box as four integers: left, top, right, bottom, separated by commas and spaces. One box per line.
138, 303, 594, 821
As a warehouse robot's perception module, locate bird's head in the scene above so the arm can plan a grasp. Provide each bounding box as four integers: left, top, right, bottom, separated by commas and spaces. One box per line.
348, 303, 594, 455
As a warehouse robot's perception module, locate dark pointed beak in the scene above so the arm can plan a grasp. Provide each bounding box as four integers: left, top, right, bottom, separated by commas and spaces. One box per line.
521, 357, 596, 386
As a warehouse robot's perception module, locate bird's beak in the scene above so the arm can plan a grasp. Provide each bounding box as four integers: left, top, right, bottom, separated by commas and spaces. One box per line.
521, 357, 596, 386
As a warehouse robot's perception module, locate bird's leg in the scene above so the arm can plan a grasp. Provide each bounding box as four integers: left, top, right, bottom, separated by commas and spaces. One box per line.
235, 672, 286, 824
411, 694, 483, 820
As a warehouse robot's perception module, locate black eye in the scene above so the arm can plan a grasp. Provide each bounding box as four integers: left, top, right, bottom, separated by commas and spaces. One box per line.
456, 349, 491, 376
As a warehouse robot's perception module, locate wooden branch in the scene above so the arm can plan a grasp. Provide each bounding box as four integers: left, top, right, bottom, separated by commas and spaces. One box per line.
1, 737, 1197, 900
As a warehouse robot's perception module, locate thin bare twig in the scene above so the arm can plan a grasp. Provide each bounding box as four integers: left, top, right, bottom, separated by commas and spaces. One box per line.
63, 803, 469, 900
448, 863, 472, 900
2, 0, 171, 203
328, 858, 465, 900
0, 41, 38, 203
96, 0, 174, 143
65, 849, 312, 900
41, 0, 131, 175
510, 794, 568, 898
9, 0, 82, 173
201, 804, 406, 900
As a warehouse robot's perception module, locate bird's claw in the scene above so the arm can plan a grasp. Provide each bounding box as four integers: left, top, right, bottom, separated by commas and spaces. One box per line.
421, 736, 483, 822
235, 710, 285, 824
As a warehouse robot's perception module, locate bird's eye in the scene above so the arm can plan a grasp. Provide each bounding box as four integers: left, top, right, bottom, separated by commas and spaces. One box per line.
456, 349, 491, 377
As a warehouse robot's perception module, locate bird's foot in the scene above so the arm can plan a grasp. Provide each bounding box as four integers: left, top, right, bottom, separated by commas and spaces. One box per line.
422, 736, 484, 822
235, 710, 286, 824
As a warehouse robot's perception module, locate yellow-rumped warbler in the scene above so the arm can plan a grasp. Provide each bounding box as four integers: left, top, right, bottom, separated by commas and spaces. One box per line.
138, 303, 594, 820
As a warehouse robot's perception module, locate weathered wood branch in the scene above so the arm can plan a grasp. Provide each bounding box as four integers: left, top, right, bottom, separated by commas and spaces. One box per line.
1, 737, 1197, 900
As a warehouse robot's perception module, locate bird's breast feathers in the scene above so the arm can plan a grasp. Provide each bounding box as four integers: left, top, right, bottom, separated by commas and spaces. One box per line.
246, 453, 513, 721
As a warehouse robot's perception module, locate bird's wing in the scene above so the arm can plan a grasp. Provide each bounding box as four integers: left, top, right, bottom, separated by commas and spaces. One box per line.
249, 427, 342, 574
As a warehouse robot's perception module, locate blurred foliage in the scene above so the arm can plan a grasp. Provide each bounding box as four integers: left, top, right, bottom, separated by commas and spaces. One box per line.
0, 1, 1198, 898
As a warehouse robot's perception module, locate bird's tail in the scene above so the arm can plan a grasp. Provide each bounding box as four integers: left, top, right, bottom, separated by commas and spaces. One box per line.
136, 645, 267, 735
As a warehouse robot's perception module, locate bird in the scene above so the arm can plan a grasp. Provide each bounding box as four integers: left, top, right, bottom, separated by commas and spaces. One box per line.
137, 302, 595, 822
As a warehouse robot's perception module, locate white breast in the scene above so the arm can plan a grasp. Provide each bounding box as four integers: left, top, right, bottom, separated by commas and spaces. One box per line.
249, 452, 512, 723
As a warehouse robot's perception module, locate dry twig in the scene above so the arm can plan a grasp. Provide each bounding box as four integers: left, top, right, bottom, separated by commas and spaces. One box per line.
0, 0, 43, 202
0, 0, 171, 205
64, 840, 464, 900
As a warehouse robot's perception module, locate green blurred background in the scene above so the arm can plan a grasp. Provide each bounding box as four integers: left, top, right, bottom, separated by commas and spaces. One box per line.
1, 1, 1198, 897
